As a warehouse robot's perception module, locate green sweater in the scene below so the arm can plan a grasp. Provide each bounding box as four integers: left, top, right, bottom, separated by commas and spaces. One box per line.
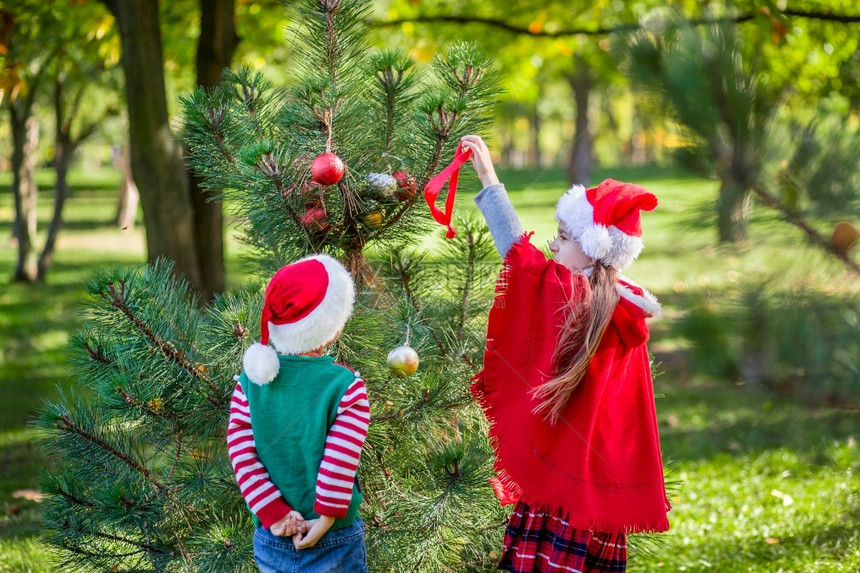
240, 354, 363, 530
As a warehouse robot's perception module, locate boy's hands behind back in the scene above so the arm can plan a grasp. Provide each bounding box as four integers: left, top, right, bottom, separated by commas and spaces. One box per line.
270, 510, 308, 537
293, 515, 336, 550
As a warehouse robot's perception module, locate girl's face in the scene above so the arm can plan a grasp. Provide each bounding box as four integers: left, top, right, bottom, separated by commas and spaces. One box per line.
549, 225, 595, 273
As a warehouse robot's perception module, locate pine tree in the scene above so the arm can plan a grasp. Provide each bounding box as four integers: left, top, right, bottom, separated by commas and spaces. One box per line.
616, 10, 860, 273
179, 0, 498, 281
37, 0, 510, 570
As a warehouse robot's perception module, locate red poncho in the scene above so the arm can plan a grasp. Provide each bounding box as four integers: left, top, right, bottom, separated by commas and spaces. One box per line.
472, 234, 671, 533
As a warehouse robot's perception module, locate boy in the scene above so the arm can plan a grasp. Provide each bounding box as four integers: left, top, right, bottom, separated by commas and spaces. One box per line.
227, 254, 370, 572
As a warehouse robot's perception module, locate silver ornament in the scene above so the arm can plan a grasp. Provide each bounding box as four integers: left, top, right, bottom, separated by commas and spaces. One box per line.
365, 173, 398, 196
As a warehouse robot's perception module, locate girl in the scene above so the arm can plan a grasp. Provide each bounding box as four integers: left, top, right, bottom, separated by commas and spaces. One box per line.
460, 135, 670, 573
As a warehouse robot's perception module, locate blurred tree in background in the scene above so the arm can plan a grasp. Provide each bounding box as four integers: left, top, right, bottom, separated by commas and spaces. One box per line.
100, 0, 238, 302
0, 0, 288, 291
618, 5, 859, 269
39, 5, 122, 280
1, 0, 125, 282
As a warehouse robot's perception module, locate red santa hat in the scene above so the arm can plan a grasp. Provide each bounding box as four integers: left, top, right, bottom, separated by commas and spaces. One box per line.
242, 254, 355, 385
555, 179, 658, 270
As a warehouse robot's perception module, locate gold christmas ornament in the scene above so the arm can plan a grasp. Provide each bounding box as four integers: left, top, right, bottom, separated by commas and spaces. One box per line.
387, 345, 419, 378
360, 209, 384, 229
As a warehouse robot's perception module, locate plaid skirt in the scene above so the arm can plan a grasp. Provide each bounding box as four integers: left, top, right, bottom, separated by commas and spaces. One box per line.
499, 501, 627, 573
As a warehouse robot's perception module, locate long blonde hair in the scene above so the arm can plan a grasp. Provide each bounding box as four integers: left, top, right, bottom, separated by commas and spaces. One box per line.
530, 263, 619, 424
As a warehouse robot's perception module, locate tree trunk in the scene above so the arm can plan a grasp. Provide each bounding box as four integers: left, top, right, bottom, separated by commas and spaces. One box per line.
714, 140, 753, 243
103, 0, 202, 290
39, 137, 71, 281
188, 0, 238, 302
500, 119, 514, 166
567, 57, 593, 186
717, 175, 752, 243
531, 102, 541, 167
10, 107, 39, 283
38, 79, 75, 281
114, 143, 140, 230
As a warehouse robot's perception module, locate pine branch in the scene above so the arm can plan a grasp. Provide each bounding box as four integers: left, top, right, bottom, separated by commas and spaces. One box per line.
373, 9, 860, 37
85, 528, 169, 557
381, 71, 400, 153
98, 281, 220, 396
256, 152, 322, 252
238, 79, 266, 139
168, 430, 183, 478
376, 388, 431, 421
82, 340, 112, 365
376, 389, 470, 421
372, 51, 414, 153
116, 388, 184, 420
55, 413, 165, 490
362, 192, 420, 242
208, 105, 236, 164
418, 93, 464, 188
54, 485, 97, 508
390, 255, 449, 356
459, 351, 478, 372
751, 183, 860, 276
58, 545, 141, 561
324, 0, 341, 83
456, 230, 476, 344
138, 519, 160, 570
80, 338, 191, 421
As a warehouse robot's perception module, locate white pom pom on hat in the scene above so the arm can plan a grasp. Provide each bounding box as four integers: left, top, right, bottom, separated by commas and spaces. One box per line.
555, 179, 658, 270
243, 254, 356, 385
242, 342, 281, 385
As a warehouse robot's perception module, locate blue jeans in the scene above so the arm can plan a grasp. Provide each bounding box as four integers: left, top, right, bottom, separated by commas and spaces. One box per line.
253, 518, 368, 573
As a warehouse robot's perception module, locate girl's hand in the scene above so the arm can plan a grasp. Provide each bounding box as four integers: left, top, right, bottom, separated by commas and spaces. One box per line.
270, 510, 307, 537
460, 135, 500, 188
293, 515, 336, 550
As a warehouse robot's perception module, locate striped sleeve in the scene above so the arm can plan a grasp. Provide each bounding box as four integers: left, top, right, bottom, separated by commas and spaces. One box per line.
313, 377, 370, 517
226, 381, 292, 528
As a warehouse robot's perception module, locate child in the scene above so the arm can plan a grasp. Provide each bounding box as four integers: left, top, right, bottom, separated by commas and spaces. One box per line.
226, 254, 370, 572
460, 135, 670, 573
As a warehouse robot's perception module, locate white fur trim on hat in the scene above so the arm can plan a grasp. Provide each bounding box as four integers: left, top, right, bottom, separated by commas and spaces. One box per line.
604, 227, 645, 270
243, 342, 281, 385
556, 185, 611, 261
267, 254, 356, 356
556, 185, 648, 270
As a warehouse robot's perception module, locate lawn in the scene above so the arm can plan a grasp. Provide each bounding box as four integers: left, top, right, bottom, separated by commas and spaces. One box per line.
0, 165, 858, 572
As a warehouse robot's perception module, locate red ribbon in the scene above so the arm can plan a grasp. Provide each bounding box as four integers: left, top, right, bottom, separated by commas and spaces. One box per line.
423, 143, 472, 239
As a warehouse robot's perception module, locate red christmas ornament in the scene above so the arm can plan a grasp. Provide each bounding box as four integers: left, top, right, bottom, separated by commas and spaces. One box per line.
393, 171, 418, 201
300, 204, 330, 233
311, 153, 344, 185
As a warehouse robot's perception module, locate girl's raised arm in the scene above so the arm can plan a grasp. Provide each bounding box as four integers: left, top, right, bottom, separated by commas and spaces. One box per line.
461, 135, 524, 258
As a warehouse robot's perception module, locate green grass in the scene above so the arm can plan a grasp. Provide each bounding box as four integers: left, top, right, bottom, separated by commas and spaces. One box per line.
1, 165, 858, 571
640, 380, 860, 572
